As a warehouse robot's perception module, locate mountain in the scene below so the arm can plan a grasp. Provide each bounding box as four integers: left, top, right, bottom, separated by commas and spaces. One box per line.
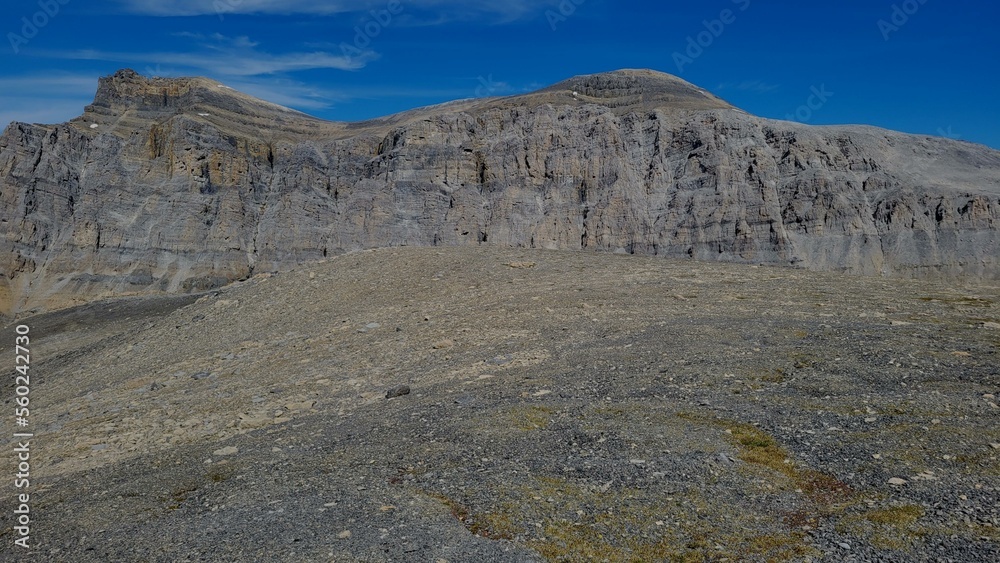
2, 68, 999, 315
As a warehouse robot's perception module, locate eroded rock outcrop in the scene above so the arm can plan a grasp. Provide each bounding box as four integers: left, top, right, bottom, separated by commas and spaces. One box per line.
1, 68, 998, 314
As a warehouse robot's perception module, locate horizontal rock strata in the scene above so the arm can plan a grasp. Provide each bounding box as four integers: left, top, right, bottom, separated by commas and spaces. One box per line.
1, 68, 998, 314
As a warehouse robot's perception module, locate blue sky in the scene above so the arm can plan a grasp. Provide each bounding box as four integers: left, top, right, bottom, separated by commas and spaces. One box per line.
2, 0, 998, 149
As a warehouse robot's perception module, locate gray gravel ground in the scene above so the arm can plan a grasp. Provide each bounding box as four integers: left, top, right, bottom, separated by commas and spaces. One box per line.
2, 247, 998, 562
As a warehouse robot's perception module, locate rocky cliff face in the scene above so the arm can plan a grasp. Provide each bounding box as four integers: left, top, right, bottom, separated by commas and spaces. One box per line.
2, 68, 999, 314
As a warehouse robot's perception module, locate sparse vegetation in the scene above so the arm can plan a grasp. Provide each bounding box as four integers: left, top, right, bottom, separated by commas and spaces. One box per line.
511, 405, 556, 431
839, 504, 926, 551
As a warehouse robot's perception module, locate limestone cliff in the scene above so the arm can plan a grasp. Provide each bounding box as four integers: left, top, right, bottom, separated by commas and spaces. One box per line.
1, 68, 998, 314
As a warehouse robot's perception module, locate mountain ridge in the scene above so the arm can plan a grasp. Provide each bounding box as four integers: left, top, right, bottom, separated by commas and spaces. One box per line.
1, 68, 999, 315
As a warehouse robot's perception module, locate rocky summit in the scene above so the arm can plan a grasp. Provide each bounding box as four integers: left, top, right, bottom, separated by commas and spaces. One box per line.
2, 68, 999, 315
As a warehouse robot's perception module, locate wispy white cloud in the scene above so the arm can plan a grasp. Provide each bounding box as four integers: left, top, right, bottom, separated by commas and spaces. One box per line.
118, 0, 380, 16
0, 74, 100, 126
0, 74, 99, 93
115, 0, 542, 21
223, 78, 348, 110
50, 33, 375, 76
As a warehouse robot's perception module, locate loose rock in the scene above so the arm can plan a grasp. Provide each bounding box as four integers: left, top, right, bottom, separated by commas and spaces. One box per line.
386, 385, 411, 399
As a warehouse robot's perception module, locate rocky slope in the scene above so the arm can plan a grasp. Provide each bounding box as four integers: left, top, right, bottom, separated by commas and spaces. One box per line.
2, 68, 999, 315
2, 247, 998, 561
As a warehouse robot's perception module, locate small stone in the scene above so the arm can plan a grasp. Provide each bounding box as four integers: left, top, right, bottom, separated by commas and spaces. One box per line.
990, 443, 1000, 450
284, 400, 316, 412
386, 385, 411, 399
213, 446, 238, 456
872, 454, 882, 459
864, 417, 877, 423
337, 530, 351, 539
890, 320, 911, 326
931, 419, 941, 425
365, 322, 381, 329
837, 542, 851, 550
487, 354, 513, 365
453, 395, 476, 406
432, 339, 455, 349
888, 477, 907, 486
981, 322, 1000, 330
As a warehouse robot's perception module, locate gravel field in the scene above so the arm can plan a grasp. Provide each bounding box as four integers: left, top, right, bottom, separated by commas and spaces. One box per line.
2, 246, 998, 562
